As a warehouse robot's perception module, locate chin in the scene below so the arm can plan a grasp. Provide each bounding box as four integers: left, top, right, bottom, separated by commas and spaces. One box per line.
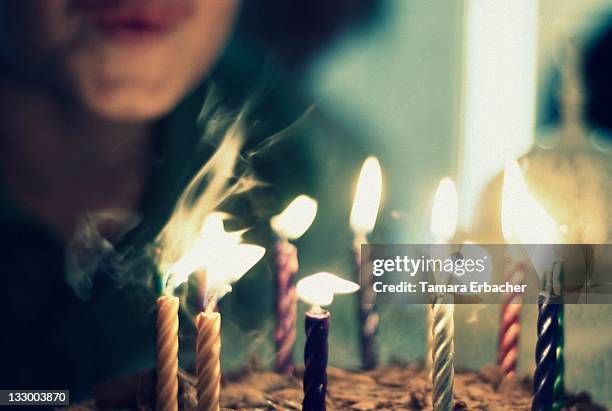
86, 95, 177, 122
77, 80, 190, 122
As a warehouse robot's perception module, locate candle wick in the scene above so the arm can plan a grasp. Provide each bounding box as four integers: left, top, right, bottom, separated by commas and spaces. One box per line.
310, 305, 324, 315
205, 290, 218, 313
552, 260, 564, 297
434, 293, 444, 305
353, 232, 369, 245
273, 232, 290, 245
542, 268, 554, 297
162, 273, 172, 295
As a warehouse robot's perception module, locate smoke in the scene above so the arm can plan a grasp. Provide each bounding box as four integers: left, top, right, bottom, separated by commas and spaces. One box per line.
66, 209, 142, 299
65, 88, 261, 299
65, 85, 315, 314
465, 304, 487, 324
155, 90, 269, 292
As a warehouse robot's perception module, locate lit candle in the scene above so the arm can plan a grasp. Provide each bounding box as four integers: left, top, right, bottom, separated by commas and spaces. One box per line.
148, 131, 244, 410
303, 309, 329, 411
502, 161, 563, 410
270, 195, 318, 374
156, 295, 179, 411
164, 213, 265, 411
500, 162, 563, 411
429, 177, 458, 411
349, 156, 383, 370
194, 243, 265, 411
196, 308, 221, 411
297, 272, 359, 411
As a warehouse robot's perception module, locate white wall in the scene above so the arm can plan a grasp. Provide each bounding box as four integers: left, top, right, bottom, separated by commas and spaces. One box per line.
302, 0, 612, 406
306, 0, 464, 242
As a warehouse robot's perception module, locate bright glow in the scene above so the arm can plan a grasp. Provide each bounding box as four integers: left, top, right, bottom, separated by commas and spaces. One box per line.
430, 178, 458, 243
166, 213, 264, 296
501, 160, 558, 244
165, 212, 233, 283
206, 244, 265, 299
201, 212, 243, 243
458, 0, 538, 227
296, 272, 359, 307
270, 195, 318, 240
350, 157, 383, 235
156, 128, 249, 279
502, 160, 560, 281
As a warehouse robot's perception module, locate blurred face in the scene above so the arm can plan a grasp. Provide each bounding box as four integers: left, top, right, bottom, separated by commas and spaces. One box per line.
0, 0, 240, 121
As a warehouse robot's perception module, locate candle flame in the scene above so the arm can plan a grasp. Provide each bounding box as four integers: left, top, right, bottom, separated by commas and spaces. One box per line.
501, 160, 562, 283
157, 123, 243, 277
430, 177, 458, 242
155, 98, 262, 289
350, 156, 383, 235
270, 195, 318, 240
205, 243, 265, 301
501, 159, 558, 244
165, 212, 264, 297
296, 272, 359, 307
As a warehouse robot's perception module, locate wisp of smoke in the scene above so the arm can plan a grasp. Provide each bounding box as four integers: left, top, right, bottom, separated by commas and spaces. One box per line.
66, 209, 142, 299
65, 85, 314, 302
155, 95, 262, 291
66, 88, 260, 298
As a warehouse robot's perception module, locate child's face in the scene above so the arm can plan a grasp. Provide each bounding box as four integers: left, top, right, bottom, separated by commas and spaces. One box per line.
0, 0, 240, 121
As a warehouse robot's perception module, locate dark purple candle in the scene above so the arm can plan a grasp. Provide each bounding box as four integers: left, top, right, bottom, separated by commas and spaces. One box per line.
352, 237, 378, 370
532, 295, 559, 411
274, 240, 299, 374
303, 310, 330, 411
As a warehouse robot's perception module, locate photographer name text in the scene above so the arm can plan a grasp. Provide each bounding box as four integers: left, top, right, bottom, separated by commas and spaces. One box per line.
372, 281, 526, 294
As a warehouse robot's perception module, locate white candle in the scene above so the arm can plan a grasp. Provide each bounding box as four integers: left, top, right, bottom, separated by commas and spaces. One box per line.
349, 156, 383, 370
429, 177, 458, 411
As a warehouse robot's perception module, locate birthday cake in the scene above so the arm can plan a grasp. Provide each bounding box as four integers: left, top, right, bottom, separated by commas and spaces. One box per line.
65, 364, 606, 411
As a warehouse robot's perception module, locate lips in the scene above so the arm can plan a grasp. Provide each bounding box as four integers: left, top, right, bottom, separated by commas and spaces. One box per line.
70, 0, 191, 39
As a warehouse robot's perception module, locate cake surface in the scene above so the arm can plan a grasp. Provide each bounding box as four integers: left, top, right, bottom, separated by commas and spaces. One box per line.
222, 365, 537, 410
66, 364, 606, 410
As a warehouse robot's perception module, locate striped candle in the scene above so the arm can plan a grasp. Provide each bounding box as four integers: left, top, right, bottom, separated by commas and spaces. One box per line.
196, 311, 221, 411
274, 240, 299, 374
156, 296, 179, 411
498, 259, 524, 379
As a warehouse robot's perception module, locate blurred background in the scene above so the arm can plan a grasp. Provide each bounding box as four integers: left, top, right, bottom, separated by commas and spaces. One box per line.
218, 0, 612, 406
